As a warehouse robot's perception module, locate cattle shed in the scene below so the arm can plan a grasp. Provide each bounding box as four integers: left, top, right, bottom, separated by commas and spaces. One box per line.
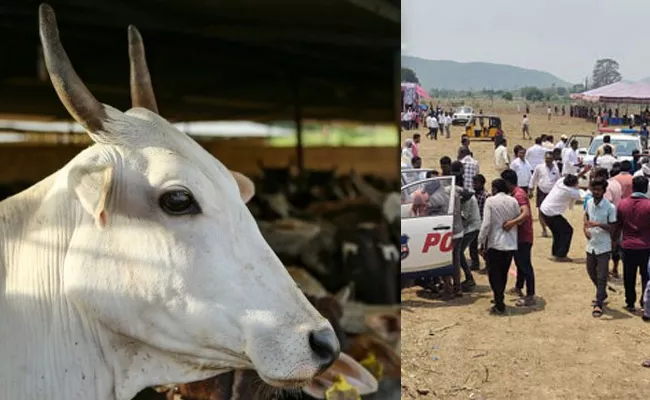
0, 0, 400, 182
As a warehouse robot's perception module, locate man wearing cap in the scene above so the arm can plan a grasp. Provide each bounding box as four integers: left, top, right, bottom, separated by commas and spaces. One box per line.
555, 135, 568, 150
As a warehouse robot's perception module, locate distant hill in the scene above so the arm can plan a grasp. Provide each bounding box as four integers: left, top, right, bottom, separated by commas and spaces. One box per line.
402, 56, 572, 91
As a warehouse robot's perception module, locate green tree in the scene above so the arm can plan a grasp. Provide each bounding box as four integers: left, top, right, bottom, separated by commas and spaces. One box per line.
502, 92, 513, 101
401, 68, 420, 84
520, 86, 544, 101
592, 58, 622, 88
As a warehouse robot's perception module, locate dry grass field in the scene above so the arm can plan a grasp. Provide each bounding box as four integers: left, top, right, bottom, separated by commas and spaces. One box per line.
400, 100, 650, 400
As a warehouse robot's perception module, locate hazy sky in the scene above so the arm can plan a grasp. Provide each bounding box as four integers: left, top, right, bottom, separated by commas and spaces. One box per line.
402, 0, 650, 83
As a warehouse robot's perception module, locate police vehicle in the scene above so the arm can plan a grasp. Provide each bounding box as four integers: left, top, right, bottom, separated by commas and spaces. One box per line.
400, 169, 456, 289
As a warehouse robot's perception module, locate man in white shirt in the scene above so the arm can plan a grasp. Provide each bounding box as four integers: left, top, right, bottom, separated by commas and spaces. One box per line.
510, 146, 533, 192
445, 113, 452, 138
547, 106, 552, 121
540, 171, 591, 261
562, 139, 583, 176
555, 134, 568, 150
426, 113, 438, 140
542, 135, 555, 149
438, 111, 446, 138
529, 151, 561, 237
595, 145, 617, 172
494, 138, 510, 173
478, 178, 520, 314
522, 114, 531, 140
525, 137, 550, 170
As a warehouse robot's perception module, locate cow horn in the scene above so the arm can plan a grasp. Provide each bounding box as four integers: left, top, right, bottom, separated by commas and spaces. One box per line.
350, 171, 386, 207
128, 25, 159, 113
39, 3, 107, 133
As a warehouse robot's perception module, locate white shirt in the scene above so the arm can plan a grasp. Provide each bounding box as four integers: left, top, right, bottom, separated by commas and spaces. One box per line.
562, 148, 579, 176
547, 107, 552, 114
529, 162, 560, 193
555, 140, 566, 149
510, 157, 533, 188
525, 144, 550, 170
439, 115, 446, 126
595, 154, 617, 172
540, 180, 582, 217
478, 193, 520, 251
427, 116, 438, 128
494, 145, 509, 171
522, 117, 529, 127
445, 115, 452, 125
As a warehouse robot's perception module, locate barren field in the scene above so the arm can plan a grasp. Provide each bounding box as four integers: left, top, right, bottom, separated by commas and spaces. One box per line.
401, 101, 650, 400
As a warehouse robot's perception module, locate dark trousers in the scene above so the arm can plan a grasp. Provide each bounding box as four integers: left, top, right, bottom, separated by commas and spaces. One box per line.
487, 248, 514, 311
542, 213, 573, 257
428, 127, 438, 139
586, 251, 610, 307
469, 235, 480, 269
622, 248, 650, 308
514, 242, 535, 296
443, 238, 463, 294
459, 230, 478, 281
452, 237, 462, 288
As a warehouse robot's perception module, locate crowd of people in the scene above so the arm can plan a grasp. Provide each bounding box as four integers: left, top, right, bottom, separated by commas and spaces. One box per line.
402, 126, 650, 322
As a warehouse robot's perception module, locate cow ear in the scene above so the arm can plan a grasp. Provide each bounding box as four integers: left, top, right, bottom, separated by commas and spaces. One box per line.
333, 283, 353, 305
68, 164, 113, 230
230, 170, 255, 204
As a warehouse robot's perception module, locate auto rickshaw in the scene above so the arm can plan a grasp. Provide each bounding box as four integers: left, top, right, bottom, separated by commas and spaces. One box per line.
464, 115, 503, 140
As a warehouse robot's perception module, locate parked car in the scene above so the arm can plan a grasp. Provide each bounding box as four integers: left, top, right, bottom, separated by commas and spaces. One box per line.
401, 176, 456, 289
452, 106, 474, 125
568, 133, 642, 189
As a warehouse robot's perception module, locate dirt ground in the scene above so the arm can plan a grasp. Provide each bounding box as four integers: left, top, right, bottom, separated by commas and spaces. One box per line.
400, 101, 650, 400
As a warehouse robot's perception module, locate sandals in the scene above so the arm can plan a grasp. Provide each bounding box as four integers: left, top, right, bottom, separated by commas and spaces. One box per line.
516, 296, 536, 307
507, 287, 524, 297
643, 360, 650, 368
592, 306, 603, 318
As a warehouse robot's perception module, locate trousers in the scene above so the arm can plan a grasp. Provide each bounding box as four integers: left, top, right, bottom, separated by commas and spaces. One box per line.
487, 248, 514, 311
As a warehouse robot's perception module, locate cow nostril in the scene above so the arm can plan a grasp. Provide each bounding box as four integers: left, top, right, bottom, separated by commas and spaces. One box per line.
308, 328, 340, 372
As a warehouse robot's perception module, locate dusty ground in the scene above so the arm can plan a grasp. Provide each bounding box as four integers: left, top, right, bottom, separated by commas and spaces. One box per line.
401, 101, 650, 400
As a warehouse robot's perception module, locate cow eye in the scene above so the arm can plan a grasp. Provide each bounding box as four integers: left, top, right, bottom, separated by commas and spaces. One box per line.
159, 190, 201, 215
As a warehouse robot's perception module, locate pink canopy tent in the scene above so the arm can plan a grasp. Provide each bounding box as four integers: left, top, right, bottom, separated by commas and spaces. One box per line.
570, 81, 650, 104
415, 85, 432, 100
401, 82, 433, 101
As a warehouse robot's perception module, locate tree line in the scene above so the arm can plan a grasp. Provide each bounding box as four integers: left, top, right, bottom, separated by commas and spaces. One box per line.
401, 57, 623, 101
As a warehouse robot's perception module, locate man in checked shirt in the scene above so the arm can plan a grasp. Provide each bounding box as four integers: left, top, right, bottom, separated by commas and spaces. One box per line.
459, 147, 479, 191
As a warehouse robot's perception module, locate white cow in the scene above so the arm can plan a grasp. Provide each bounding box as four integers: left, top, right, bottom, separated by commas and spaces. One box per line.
0, 4, 340, 400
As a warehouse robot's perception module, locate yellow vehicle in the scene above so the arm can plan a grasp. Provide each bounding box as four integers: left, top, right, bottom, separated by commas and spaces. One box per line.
464, 115, 503, 140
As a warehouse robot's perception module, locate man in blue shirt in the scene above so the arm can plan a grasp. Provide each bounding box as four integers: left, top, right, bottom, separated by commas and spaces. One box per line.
583, 177, 617, 318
